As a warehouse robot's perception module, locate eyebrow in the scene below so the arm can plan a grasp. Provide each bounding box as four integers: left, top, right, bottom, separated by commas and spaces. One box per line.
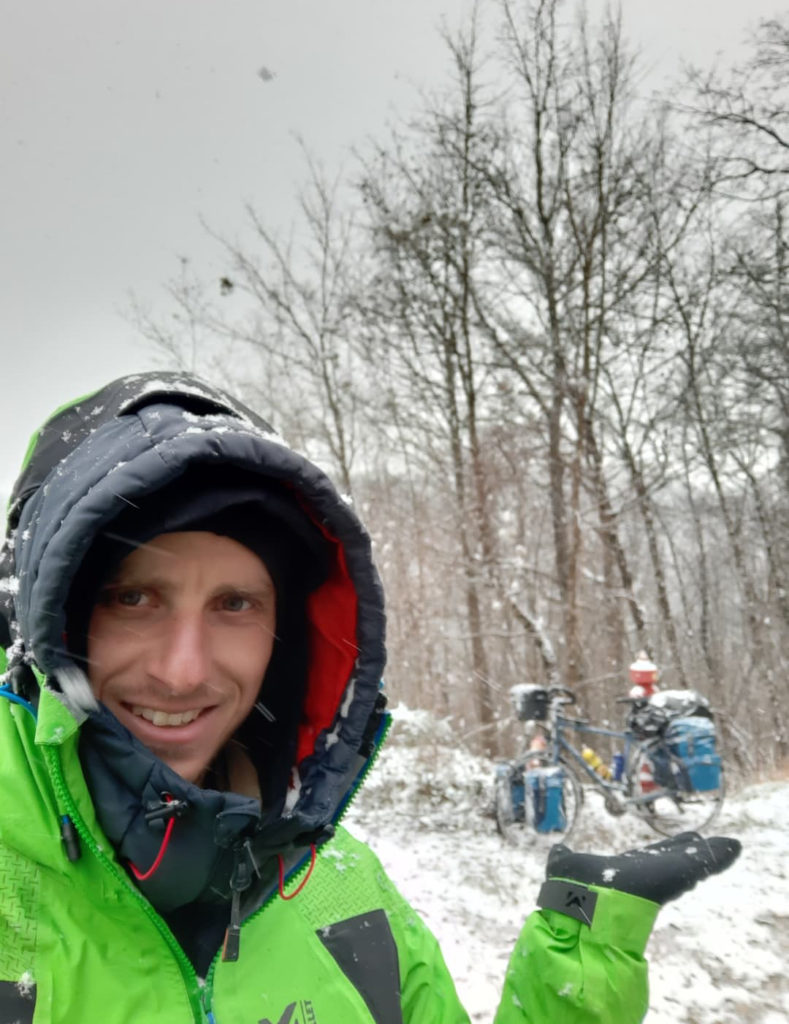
100, 576, 276, 599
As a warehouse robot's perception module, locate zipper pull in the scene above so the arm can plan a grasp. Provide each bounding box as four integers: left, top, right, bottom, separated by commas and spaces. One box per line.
145, 795, 188, 826
60, 815, 81, 862
222, 841, 257, 962
222, 889, 242, 962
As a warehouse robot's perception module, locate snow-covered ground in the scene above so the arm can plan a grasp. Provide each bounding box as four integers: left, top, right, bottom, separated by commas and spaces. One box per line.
345, 704, 789, 1023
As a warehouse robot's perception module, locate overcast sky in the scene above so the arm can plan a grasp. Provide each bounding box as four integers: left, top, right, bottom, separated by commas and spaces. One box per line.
0, 0, 781, 496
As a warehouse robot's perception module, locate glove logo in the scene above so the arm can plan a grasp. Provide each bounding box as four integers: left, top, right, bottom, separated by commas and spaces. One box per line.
259, 1001, 317, 1024
563, 889, 593, 924
537, 879, 598, 926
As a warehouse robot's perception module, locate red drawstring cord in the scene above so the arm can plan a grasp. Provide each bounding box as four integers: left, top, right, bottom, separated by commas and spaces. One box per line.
129, 797, 176, 881
278, 844, 317, 900
129, 796, 317, 897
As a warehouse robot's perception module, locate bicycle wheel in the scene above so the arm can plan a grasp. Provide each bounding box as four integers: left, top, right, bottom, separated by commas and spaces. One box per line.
627, 741, 724, 836
494, 753, 583, 848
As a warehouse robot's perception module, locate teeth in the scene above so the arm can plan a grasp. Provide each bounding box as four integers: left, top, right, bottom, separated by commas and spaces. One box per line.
131, 706, 202, 727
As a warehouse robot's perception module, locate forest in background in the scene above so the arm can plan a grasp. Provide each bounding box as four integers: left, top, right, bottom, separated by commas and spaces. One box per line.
132, 0, 789, 775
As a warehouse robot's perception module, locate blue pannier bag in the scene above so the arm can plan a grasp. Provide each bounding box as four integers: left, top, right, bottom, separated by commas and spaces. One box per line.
666, 715, 721, 792
524, 766, 566, 833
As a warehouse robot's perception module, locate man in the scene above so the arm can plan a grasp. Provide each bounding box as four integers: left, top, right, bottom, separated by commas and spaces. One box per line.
0, 372, 739, 1023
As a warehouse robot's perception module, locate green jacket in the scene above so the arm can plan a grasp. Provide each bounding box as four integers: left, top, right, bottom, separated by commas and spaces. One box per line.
0, 680, 658, 1024
0, 374, 659, 1023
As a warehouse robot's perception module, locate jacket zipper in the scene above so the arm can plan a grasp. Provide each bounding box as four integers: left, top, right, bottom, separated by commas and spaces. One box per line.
42, 744, 209, 1023
202, 714, 393, 1009
43, 713, 392, 1022
334, 711, 392, 826
201, 843, 317, 1014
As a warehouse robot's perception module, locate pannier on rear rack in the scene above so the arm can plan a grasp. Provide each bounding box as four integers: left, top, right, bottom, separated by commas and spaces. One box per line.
628, 689, 722, 793
665, 716, 721, 792
510, 685, 550, 722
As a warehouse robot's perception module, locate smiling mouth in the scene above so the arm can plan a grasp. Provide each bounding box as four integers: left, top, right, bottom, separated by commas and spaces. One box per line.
129, 705, 205, 727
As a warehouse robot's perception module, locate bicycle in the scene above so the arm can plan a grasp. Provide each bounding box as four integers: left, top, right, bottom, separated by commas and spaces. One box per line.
493, 684, 725, 847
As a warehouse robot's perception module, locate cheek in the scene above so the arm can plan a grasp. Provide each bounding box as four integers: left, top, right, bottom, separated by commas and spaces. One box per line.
85, 612, 141, 690
224, 622, 276, 703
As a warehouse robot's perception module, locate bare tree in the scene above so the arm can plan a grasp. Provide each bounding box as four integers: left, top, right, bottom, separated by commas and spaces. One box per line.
357, 10, 506, 746
134, 151, 371, 498
472, 0, 688, 689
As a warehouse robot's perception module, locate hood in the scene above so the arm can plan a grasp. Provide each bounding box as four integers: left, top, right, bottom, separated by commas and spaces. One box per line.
0, 372, 387, 911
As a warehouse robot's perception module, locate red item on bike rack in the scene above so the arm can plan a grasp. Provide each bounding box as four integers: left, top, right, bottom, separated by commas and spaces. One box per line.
629, 652, 659, 696
639, 758, 657, 793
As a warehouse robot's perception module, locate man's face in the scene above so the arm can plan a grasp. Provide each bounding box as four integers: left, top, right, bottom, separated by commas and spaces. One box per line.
87, 531, 276, 784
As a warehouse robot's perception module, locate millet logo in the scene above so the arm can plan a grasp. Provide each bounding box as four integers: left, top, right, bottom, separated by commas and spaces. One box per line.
563, 888, 594, 924
259, 1000, 317, 1024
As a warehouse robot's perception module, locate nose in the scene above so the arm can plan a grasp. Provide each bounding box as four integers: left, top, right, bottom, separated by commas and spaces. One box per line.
148, 612, 211, 696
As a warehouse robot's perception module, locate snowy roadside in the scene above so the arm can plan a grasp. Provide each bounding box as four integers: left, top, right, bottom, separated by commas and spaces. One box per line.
345, 706, 789, 1023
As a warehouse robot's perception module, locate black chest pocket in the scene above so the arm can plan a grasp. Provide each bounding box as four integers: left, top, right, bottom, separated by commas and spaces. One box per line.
317, 909, 403, 1024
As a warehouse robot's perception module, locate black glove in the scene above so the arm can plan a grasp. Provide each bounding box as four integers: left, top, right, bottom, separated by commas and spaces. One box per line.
545, 832, 741, 907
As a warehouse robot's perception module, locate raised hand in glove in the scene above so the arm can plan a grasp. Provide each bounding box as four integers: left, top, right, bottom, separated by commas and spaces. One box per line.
538, 832, 741, 923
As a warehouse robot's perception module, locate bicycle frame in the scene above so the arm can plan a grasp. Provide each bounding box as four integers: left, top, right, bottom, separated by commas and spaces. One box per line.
550, 715, 635, 795
544, 709, 678, 809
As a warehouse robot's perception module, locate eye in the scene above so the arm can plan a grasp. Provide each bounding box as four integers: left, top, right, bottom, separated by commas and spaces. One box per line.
219, 593, 253, 613
99, 587, 150, 608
